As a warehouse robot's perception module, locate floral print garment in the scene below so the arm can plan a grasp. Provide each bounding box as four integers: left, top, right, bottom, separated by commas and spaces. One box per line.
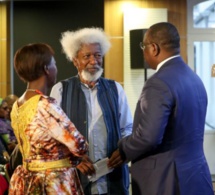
9, 95, 88, 195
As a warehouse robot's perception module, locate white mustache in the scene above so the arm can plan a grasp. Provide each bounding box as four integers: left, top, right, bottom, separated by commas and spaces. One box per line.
86, 65, 101, 69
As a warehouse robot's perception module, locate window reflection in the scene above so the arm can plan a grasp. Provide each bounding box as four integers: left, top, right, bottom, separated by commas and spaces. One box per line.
194, 41, 215, 130
194, 0, 215, 28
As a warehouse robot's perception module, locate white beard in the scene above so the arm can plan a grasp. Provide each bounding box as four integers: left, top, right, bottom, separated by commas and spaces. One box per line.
81, 67, 103, 82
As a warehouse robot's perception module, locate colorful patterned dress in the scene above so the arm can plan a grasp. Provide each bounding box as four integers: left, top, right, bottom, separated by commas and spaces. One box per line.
9, 95, 88, 195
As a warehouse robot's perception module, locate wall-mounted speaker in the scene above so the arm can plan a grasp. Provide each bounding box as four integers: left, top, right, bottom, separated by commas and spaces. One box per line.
129, 29, 149, 69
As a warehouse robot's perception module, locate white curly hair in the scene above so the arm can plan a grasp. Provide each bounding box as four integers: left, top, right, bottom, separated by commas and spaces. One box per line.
60, 27, 111, 62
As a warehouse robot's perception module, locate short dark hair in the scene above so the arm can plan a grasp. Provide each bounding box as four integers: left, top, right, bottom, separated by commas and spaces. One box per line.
148, 22, 180, 54
14, 43, 54, 82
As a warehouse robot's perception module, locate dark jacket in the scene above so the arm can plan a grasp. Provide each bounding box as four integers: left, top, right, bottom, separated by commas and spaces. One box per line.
61, 76, 129, 195
119, 57, 213, 195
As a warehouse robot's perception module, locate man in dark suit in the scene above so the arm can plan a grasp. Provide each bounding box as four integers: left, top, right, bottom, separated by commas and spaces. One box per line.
108, 22, 214, 195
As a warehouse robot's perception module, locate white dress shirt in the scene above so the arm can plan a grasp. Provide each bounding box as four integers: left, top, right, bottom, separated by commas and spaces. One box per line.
156, 55, 180, 72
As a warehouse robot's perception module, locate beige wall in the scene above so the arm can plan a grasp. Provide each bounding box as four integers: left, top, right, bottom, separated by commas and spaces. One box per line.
0, 2, 10, 98
0, 1, 187, 96
104, 0, 187, 84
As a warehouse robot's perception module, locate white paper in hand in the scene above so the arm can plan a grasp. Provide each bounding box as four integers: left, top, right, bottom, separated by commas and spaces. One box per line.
88, 157, 113, 182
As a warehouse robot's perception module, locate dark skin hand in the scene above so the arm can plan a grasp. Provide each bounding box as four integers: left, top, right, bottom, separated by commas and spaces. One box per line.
77, 154, 96, 176
108, 149, 125, 169
77, 149, 124, 176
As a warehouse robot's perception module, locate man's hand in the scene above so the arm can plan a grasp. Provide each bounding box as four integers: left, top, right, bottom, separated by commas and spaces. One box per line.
77, 154, 95, 176
108, 149, 124, 169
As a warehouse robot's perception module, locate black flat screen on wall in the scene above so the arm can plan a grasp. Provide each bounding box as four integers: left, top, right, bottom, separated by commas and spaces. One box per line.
130, 29, 149, 69
13, 0, 104, 97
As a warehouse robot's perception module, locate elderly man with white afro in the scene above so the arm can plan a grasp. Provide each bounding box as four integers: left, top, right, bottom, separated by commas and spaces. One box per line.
60, 27, 111, 62
51, 26, 132, 195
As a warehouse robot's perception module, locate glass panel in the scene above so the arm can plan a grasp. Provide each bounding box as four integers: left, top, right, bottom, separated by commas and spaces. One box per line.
194, 0, 215, 28
194, 41, 215, 130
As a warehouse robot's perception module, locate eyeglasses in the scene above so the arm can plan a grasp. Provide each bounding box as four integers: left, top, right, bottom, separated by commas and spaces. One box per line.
139, 42, 153, 50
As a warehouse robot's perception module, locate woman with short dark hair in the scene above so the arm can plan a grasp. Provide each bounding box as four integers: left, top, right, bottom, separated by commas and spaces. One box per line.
9, 43, 88, 195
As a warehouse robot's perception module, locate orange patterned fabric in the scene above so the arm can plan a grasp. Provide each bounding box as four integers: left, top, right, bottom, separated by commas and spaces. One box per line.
9, 95, 88, 195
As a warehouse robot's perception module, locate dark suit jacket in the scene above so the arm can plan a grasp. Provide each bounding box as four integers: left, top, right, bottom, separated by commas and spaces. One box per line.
119, 56, 214, 195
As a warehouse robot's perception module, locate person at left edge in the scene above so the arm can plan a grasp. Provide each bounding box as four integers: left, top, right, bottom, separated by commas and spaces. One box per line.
9, 43, 88, 195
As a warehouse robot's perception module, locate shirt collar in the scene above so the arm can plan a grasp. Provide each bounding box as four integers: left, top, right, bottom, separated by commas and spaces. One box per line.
81, 81, 99, 89
156, 55, 180, 72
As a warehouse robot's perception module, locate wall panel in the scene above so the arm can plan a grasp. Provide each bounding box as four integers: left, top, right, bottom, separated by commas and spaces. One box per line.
0, 2, 10, 98
104, 0, 187, 83
123, 8, 167, 116
13, 0, 104, 96
2, 0, 187, 97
